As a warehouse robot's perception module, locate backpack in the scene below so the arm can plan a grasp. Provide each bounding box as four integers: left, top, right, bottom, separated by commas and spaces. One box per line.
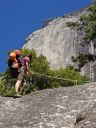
21, 57, 28, 70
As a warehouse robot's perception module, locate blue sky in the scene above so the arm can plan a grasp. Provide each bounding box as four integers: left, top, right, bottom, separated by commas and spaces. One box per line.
0, 0, 91, 72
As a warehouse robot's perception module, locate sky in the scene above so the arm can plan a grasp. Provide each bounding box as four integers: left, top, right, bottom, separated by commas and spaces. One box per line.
0, 0, 91, 72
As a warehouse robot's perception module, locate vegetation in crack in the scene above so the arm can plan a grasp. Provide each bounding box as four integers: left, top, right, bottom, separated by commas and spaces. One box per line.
71, 4, 96, 70
71, 53, 96, 69
80, 4, 96, 42
66, 21, 80, 29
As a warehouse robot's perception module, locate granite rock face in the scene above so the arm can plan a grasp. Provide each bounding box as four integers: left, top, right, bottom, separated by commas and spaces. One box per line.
23, 10, 86, 69
0, 82, 96, 128
22, 4, 96, 80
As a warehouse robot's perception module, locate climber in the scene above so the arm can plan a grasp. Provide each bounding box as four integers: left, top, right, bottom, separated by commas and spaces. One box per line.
8, 50, 32, 97
8, 50, 24, 97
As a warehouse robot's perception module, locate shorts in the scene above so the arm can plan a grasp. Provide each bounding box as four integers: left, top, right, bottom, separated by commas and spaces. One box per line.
17, 71, 24, 81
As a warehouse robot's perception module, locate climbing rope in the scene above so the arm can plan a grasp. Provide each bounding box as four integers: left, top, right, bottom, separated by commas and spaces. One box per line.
30, 71, 78, 86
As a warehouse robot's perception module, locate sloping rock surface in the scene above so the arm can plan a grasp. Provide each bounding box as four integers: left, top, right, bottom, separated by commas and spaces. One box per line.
0, 82, 96, 128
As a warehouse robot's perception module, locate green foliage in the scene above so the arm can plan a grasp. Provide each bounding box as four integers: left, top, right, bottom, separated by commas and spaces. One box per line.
88, 5, 96, 14
80, 4, 96, 41
0, 79, 15, 96
66, 21, 80, 29
31, 72, 75, 90
4, 88, 15, 97
22, 84, 37, 95
71, 53, 95, 69
52, 67, 90, 84
21, 48, 36, 59
80, 15, 88, 22
30, 54, 50, 74
84, 20, 96, 40
30, 66, 90, 90
0, 80, 5, 96
0, 72, 6, 77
